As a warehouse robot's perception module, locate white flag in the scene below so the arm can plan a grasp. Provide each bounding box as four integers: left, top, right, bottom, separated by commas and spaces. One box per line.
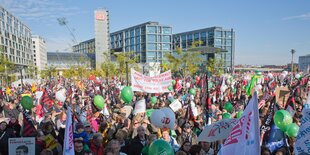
219, 92, 260, 155
294, 107, 310, 154
63, 106, 74, 155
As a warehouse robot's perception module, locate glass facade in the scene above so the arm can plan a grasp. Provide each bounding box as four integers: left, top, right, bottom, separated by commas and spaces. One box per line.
0, 6, 33, 66
172, 27, 235, 68
110, 22, 172, 63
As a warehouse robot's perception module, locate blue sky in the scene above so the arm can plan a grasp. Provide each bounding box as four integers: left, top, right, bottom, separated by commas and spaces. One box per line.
1, 0, 309, 65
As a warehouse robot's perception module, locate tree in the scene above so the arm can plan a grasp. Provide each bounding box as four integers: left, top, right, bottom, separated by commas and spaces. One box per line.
164, 41, 203, 76
62, 66, 77, 78
40, 66, 57, 79
101, 61, 118, 78
207, 57, 225, 76
25, 65, 38, 79
0, 47, 15, 84
113, 51, 140, 77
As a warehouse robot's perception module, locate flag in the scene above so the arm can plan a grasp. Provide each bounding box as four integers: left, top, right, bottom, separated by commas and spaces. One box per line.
219, 92, 260, 155
41, 88, 54, 109
6, 86, 11, 95
22, 109, 37, 137
31, 84, 36, 93
265, 125, 287, 153
260, 97, 276, 144
63, 106, 74, 155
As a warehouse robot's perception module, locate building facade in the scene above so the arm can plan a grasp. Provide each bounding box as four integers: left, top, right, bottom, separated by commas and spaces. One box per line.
47, 52, 93, 70
110, 21, 172, 63
299, 54, 310, 73
0, 6, 33, 67
173, 27, 235, 69
94, 9, 110, 70
32, 35, 47, 71
72, 38, 95, 54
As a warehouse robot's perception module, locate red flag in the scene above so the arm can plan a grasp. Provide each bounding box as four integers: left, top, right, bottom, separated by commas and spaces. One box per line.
22, 110, 37, 137
41, 89, 53, 108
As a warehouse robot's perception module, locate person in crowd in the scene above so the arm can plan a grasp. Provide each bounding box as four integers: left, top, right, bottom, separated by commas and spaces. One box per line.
89, 133, 104, 155
199, 141, 215, 155
128, 125, 148, 155
74, 138, 87, 155
189, 144, 205, 155
161, 127, 180, 152
85, 122, 94, 140
0, 121, 16, 155
8, 117, 21, 137
106, 139, 127, 155
74, 122, 89, 145
141, 134, 158, 155
177, 140, 191, 155
177, 122, 198, 145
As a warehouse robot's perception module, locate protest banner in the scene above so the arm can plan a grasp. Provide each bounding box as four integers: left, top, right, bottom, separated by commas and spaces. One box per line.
44, 134, 58, 150
9, 137, 35, 155
219, 92, 260, 155
294, 108, 310, 155
169, 99, 182, 112
63, 106, 74, 155
131, 69, 172, 93
198, 118, 239, 142
133, 99, 146, 115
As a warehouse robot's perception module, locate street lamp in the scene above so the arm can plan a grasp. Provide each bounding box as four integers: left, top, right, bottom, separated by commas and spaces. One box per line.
291, 49, 296, 74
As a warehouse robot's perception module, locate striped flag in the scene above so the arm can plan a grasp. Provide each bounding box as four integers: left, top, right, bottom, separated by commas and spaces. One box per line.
63, 106, 74, 155
22, 109, 37, 137
41, 88, 54, 109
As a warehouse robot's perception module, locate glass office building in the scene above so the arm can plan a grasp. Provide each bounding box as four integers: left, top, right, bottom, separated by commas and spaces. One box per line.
110, 21, 172, 63
72, 38, 95, 54
299, 54, 310, 73
173, 27, 235, 69
47, 52, 94, 70
0, 6, 33, 67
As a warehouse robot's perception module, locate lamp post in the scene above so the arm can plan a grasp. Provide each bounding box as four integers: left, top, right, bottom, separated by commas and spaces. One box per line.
125, 61, 129, 86
291, 49, 296, 75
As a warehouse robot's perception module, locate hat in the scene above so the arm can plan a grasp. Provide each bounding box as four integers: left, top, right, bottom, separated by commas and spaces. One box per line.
76, 123, 84, 130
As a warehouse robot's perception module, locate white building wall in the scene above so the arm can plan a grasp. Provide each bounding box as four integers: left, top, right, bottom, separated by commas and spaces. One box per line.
32, 35, 47, 71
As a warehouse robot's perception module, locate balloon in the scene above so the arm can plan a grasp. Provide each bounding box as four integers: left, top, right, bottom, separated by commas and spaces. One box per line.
186, 82, 191, 88
161, 107, 175, 129
267, 73, 273, 78
151, 96, 157, 104
222, 113, 231, 119
189, 88, 196, 95
224, 102, 234, 113
121, 86, 134, 103
168, 85, 173, 91
197, 88, 201, 92
20, 96, 33, 110
56, 90, 66, 102
172, 80, 176, 85
150, 109, 165, 128
149, 139, 174, 155
192, 79, 196, 84
89, 75, 95, 80
282, 71, 288, 75
273, 110, 293, 132
236, 111, 243, 118
295, 74, 301, 80
94, 95, 105, 110
285, 123, 299, 137
255, 70, 262, 76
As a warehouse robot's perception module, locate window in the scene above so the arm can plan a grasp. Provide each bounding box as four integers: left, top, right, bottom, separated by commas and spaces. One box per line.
130, 29, 134, 37
194, 33, 199, 41
158, 44, 162, 50
130, 38, 134, 45
135, 28, 140, 36
215, 31, 222, 38
226, 39, 231, 45
162, 44, 170, 51
162, 27, 171, 34
147, 35, 156, 42
136, 36, 140, 44
162, 35, 170, 43
147, 43, 156, 51
147, 26, 156, 34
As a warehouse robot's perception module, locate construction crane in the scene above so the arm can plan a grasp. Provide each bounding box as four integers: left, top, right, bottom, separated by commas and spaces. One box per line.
57, 17, 78, 44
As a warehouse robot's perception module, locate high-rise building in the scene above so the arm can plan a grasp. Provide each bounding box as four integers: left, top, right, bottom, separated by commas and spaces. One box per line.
110, 21, 172, 63
299, 54, 310, 73
72, 38, 95, 54
94, 9, 110, 70
173, 27, 235, 69
0, 6, 33, 67
32, 35, 47, 72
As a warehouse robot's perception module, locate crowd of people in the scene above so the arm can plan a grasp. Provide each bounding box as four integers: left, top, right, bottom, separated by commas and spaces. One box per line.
0, 70, 309, 155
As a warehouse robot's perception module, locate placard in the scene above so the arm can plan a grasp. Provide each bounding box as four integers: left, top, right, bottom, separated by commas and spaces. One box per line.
9, 137, 35, 155
275, 87, 290, 108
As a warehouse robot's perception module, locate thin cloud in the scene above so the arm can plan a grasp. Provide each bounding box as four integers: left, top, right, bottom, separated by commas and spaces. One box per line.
0, 0, 85, 22
282, 12, 310, 20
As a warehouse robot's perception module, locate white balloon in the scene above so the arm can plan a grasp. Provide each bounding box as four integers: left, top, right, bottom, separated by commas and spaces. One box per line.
150, 109, 165, 128
295, 74, 301, 79
267, 73, 273, 79
161, 107, 176, 129
279, 73, 286, 81
56, 90, 66, 102
186, 82, 191, 88
282, 71, 288, 75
